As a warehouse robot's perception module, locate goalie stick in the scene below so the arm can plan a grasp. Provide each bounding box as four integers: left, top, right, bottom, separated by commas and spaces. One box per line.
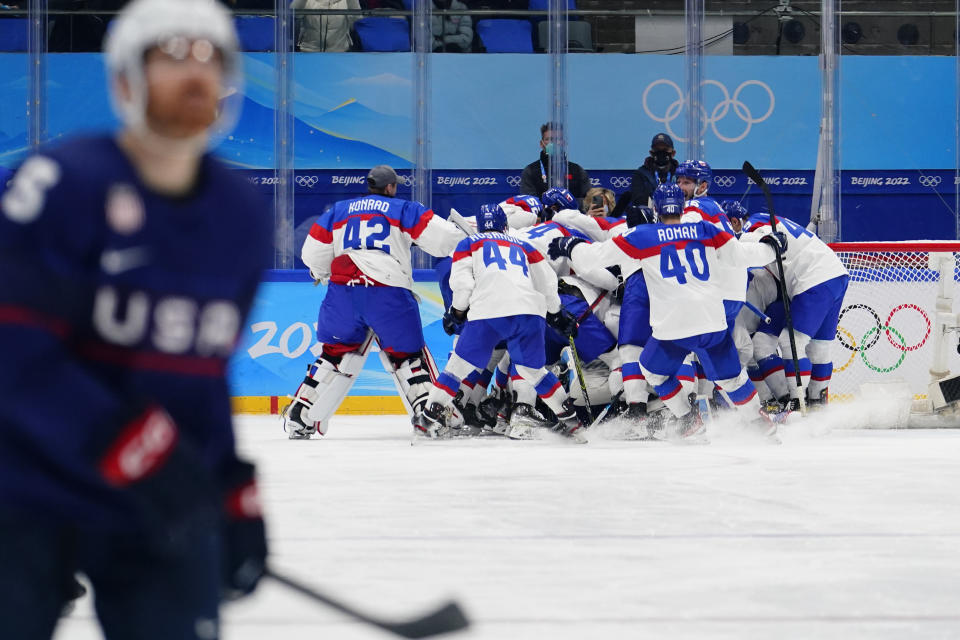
741, 161, 807, 416
266, 569, 470, 639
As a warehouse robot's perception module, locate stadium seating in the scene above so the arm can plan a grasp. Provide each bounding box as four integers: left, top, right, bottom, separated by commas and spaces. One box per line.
537, 19, 593, 52
0, 18, 28, 52
234, 16, 276, 52
476, 19, 534, 53
354, 17, 411, 52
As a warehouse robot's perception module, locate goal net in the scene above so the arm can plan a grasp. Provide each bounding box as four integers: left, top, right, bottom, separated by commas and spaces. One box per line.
828, 241, 960, 421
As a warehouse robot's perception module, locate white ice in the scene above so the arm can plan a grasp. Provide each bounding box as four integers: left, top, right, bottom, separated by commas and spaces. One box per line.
56, 411, 960, 640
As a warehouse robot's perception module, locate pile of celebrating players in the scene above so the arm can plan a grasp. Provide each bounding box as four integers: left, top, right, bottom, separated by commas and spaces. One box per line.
285, 160, 850, 446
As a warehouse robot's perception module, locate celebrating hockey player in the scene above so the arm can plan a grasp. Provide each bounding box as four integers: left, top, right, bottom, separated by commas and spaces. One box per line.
286, 164, 465, 439
740, 210, 850, 409
421, 204, 586, 442
0, 0, 271, 636
549, 192, 786, 441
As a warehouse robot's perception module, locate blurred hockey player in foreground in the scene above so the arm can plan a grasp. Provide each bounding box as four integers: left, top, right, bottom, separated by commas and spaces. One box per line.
550, 186, 786, 442
0, 0, 271, 636
421, 204, 586, 442
286, 164, 465, 439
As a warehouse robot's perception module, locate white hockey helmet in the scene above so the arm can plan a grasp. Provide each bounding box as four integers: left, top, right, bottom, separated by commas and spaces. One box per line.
103, 0, 243, 141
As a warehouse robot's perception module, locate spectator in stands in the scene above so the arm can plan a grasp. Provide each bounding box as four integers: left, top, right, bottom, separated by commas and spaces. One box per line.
520, 122, 591, 201
629, 132, 679, 206
292, 0, 361, 52
432, 0, 472, 52
583, 186, 615, 218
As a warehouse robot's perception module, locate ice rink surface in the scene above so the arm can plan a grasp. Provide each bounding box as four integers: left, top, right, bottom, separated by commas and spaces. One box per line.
56, 409, 960, 640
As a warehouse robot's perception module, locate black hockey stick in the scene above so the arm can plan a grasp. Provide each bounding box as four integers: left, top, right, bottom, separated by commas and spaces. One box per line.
741, 161, 807, 415
266, 569, 470, 638
566, 290, 609, 419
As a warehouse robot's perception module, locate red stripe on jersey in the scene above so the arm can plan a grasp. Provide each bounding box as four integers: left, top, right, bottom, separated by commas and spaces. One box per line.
331, 213, 401, 231
612, 234, 663, 260
594, 217, 622, 231
452, 249, 471, 262
309, 223, 332, 243
526, 249, 545, 263
811, 375, 832, 382
748, 221, 771, 233
683, 206, 726, 225
0, 305, 71, 338
77, 342, 226, 377
701, 229, 735, 249
407, 209, 433, 239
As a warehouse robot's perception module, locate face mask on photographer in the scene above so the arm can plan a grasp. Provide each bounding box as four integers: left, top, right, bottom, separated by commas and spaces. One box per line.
543, 142, 556, 157
651, 149, 672, 167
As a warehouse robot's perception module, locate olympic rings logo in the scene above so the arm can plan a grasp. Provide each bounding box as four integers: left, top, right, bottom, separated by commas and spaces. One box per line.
609, 176, 632, 189
713, 175, 737, 188
506, 175, 522, 188
919, 175, 942, 188
295, 175, 319, 188
642, 79, 775, 144
835, 303, 932, 373
397, 174, 414, 187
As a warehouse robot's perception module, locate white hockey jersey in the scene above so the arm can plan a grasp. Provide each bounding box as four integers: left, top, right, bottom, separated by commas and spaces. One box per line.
570, 221, 777, 341
450, 231, 560, 321
514, 220, 620, 294
741, 213, 848, 297
301, 194, 464, 290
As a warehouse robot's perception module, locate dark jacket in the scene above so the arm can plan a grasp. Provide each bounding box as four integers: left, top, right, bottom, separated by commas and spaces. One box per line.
630, 156, 679, 205
520, 152, 591, 200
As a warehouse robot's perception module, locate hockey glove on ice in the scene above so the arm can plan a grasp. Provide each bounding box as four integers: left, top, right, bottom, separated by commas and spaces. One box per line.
547, 236, 587, 261
759, 231, 788, 255
546, 309, 579, 339
442, 307, 467, 336
221, 458, 267, 601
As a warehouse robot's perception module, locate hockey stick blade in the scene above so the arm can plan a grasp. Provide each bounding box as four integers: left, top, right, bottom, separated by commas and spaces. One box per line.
267, 569, 470, 638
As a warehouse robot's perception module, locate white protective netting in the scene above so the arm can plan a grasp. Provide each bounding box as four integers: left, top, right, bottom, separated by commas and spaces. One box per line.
829, 242, 960, 408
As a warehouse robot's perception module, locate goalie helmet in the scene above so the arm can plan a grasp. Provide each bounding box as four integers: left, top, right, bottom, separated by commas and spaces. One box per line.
103, 0, 242, 140
477, 203, 508, 233
720, 200, 749, 220
651, 183, 685, 220
675, 160, 713, 189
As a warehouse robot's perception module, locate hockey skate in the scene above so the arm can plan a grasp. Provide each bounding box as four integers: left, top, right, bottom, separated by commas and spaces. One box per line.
604, 402, 653, 440
281, 400, 317, 440
451, 397, 483, 438
668, 394, 708, 444
805, 388, 829, 412
506, 403, 552, 440
413, 402, 450, 439
551, 400, 588, 444
748, 410, 782, 444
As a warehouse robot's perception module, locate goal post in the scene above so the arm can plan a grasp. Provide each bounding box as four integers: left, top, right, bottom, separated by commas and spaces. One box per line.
829, 241, 960, 425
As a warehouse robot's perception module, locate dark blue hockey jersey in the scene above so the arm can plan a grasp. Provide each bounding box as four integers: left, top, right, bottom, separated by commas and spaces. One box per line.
0, 136, 272, 529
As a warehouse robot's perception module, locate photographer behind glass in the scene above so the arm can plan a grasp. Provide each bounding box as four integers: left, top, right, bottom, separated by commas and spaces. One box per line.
583, 187, 615, 218
630, 132, 679, 206
520, 122, 591, 201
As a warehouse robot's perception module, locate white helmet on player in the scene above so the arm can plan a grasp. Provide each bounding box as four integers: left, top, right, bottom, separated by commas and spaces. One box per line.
103, 0, 243, 142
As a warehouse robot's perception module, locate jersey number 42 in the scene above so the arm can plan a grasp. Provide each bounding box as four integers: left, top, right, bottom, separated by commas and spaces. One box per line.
343, 216, 391, 254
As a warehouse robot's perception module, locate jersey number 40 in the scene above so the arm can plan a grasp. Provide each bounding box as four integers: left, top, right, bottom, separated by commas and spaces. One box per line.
659, 243, 710, 285
343, 216, 391, 254
483, 241, 528, 276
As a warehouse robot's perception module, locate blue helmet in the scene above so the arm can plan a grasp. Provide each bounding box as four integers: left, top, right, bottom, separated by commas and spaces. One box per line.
541, 187, 576, 211
720, 200, 749, 220
477, 203, 507, 232
676, 160, 713, 189
651, 183, 685, 220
